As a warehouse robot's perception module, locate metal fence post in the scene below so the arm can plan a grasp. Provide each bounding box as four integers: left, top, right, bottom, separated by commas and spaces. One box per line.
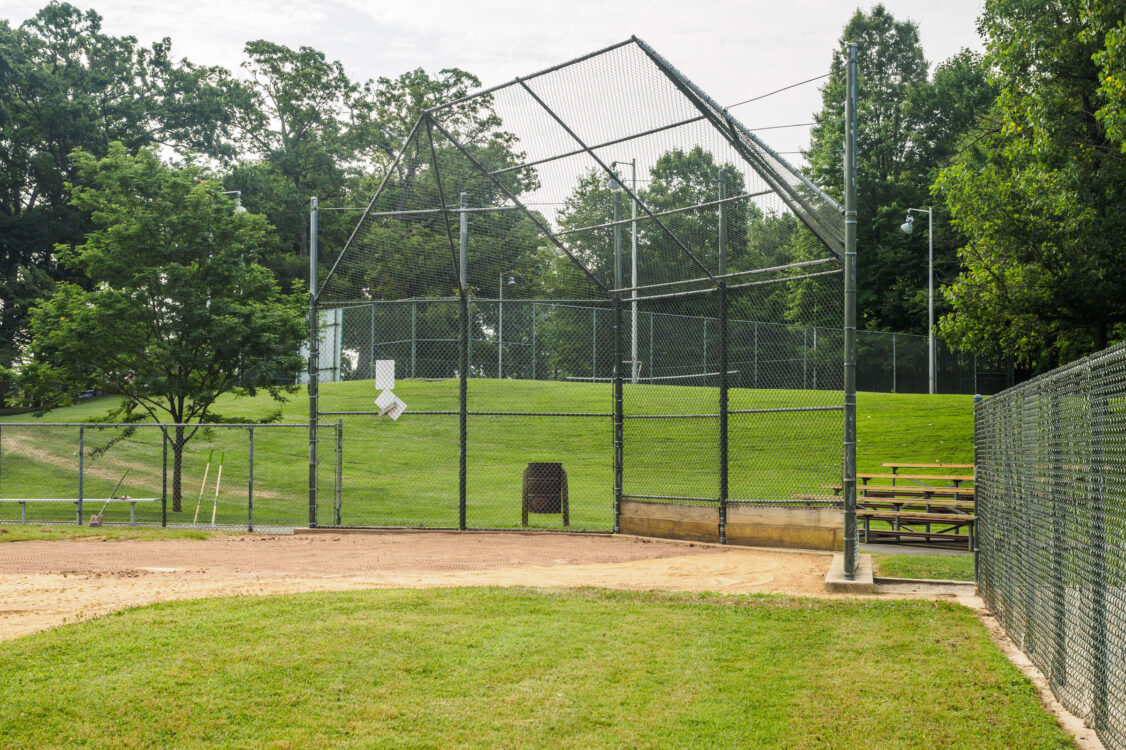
649, 311, 655, 383
459, 191, 469, 531
531, 301, 537, 379
161, 426, 168, 527
1048, 389, 1066, 686
248, 426, 254, 533
612, 296, 624, 533
892, 334, 897, 393
592, 307, 598, 378
754, 322, 759, 387
1089, 362, 1109, 733
370, 302, 376, 379
803, 326, 808, 389
77, 425, 85, 525
718, 282, 728, 544
308, 196, 319, 529
702, 318, 708, 376
411, 301, 418, 378
842, 42, 860, 579
335, 419, 343, 526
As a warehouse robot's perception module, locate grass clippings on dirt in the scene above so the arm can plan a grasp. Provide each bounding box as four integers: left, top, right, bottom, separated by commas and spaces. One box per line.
0, 587, 1067, 749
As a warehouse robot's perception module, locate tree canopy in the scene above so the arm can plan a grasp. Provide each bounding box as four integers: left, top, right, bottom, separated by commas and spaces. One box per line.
936, 0, 1126, 366
20, 144, 306, 508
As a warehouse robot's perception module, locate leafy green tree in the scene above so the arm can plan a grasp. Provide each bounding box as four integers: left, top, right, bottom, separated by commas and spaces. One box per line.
0, 3, 245, 396
21, 144, 306, 510
806, 5, 992, 335
936, 0, 1126, 365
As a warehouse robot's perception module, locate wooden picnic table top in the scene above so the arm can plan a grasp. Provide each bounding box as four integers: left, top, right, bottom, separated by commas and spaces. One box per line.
857, 510, 977, 522
861, 484, 975, 496
881, 462, 975, 469
858, 472, 974, 482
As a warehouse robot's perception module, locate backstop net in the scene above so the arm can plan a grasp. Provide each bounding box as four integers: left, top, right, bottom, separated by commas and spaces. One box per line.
311, 37, 845, 532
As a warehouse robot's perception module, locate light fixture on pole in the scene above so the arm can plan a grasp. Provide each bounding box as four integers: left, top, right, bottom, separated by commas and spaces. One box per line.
901, 206, 935, 395
498, 271, 515, 378
221, 190, 248, 213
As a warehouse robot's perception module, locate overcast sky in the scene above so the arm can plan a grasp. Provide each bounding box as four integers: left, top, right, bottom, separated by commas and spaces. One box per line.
4, 0, 986, 158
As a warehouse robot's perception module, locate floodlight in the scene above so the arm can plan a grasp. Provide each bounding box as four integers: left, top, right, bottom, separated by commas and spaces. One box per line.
901, 215, 914, 234
507, 273, 516, 286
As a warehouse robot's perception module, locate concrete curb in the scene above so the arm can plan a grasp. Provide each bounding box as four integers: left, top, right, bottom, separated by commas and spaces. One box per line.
824, 553, 874, 593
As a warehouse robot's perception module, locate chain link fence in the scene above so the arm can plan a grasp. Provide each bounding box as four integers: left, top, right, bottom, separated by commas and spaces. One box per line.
0, 423, 329, 532
976, 341, 1126, 749
318, 299, 1011, 395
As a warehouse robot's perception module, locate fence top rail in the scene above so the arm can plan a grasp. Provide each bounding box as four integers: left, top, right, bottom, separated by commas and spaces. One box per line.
0, 422, 311, 428
980, 339, 1126, 405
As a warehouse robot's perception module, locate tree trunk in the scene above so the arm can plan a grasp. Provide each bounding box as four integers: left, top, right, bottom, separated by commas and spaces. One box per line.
172, 425, 185, 512
1094, 322, 1108, 352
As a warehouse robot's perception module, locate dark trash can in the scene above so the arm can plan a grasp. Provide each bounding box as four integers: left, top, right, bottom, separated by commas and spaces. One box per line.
522, 462, 569, 527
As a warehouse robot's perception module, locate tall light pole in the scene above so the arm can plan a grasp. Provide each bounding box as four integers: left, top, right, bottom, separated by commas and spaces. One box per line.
901, 207, 935, 394
611, 160, 639, 383
498, 271, 514, 378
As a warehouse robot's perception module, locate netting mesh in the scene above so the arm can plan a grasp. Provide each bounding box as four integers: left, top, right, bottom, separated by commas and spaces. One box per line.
976, 342, 1126, 750
312, 37, 845, 530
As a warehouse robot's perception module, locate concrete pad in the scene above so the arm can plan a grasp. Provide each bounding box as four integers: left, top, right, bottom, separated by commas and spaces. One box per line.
824, 552, 874, 593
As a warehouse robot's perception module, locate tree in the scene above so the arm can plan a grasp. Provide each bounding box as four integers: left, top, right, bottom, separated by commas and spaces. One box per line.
1087, 2, 1126, 148
936, 0, 1126, 365
0, 3, 246, 395
20, 144, 306, 510
805, 6, 992, 335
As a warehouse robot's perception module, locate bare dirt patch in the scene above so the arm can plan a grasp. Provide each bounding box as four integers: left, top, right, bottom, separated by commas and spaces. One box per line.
0, 531, 969, 642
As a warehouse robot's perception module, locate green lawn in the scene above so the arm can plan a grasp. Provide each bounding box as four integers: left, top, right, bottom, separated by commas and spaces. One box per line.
873, 553, 976, 581
0, 525, 233, 543
0, 379, 973, 530
0, 588, 1065, 749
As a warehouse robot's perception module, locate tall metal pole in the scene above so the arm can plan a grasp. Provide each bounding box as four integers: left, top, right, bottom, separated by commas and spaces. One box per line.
613, 185, 623, 290
612, 295, 624, 533
77, 425, 84, 525
927, 206, 935, 395
161, 426, 168, 527
248, 426, 254, 533
843, 42, 860, 579
718, 281, 728, 545
458, 191, 468, 530
718, 169, 726, 276
630, 160, 639, 383
308, 196, 319, 528
498, 273, 503, 379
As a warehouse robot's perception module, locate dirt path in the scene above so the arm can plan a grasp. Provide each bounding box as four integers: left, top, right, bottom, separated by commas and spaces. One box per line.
0, 531, 969, 642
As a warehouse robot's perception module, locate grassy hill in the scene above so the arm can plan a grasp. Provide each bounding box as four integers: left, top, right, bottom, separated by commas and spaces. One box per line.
0, 379, 974, 530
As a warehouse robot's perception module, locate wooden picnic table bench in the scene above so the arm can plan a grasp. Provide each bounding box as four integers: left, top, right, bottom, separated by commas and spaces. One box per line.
1, 497, 160, 525
858, 498, 975, 510
857, 509, 976, 549
820, 484, 975, 498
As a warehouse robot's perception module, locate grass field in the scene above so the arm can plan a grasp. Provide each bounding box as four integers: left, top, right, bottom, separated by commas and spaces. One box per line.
0, 379, 974, 530
0, 588, 1066, 749
0, 525, 232, 543
872, 553, 975, 581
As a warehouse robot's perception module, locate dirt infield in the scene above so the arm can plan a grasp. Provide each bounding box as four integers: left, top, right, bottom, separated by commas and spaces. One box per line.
0, 531, 958, 642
